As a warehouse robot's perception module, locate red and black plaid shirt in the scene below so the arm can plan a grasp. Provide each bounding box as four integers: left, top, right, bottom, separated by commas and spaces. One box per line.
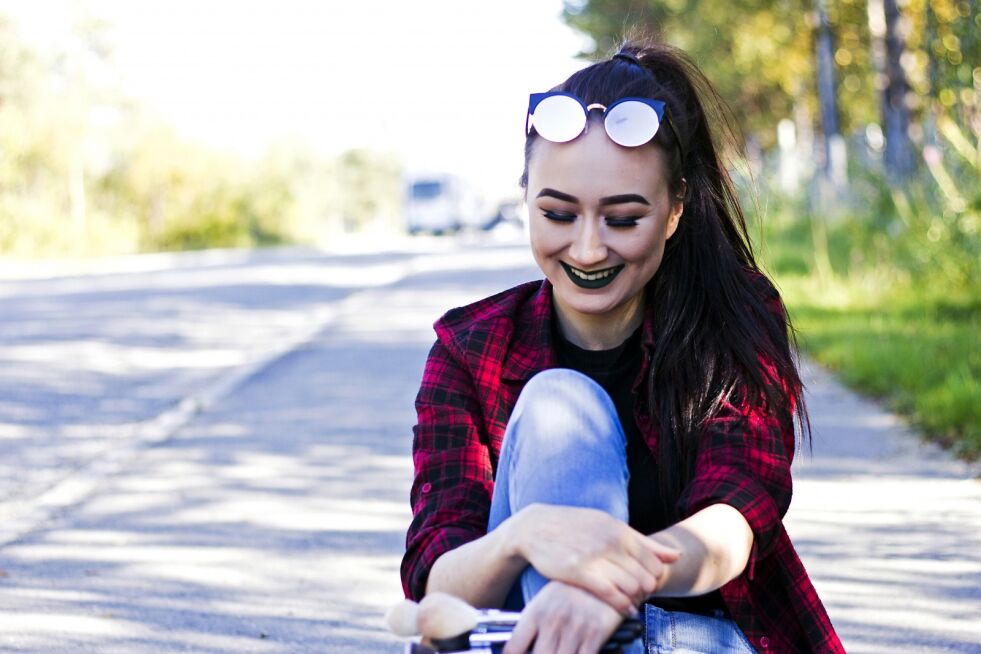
401, 275, 844, 653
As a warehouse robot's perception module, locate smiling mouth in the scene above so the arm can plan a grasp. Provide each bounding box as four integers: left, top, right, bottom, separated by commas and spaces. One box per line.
560, 261, 625, 289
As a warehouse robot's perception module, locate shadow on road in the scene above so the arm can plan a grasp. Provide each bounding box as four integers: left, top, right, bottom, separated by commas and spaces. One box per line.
0, 254, 541, 653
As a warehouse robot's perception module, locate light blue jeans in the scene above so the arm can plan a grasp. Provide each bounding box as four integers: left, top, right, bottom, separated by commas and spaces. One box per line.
486, 368, 756, 654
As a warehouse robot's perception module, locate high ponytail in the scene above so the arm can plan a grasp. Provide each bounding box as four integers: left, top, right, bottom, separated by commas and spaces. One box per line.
519, 35, 811, 517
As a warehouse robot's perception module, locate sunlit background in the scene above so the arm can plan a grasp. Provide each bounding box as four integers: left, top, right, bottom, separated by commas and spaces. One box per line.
1, 0, 585, 169
0, 0, 976, 453
0, 0, 590, 253
0, 5, 977, 652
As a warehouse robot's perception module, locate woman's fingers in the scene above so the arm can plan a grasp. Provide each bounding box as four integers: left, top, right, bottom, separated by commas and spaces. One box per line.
597, 528, 669, 600
578, 626, 610, 654
645, 536, 682, 562
503, 616, 537, 654
610, 552, 660, 600
594, 558, 647, 608
554, 621, 586, 654
508, 581, 628, 654
613, 524, 677, 578
573, 546, 657, 613
532, 626, 559, 654
579, 568, 636, 616
627, 532, 667, 579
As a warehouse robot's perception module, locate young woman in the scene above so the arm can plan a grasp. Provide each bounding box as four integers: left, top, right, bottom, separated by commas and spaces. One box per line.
400, 38, 845, 654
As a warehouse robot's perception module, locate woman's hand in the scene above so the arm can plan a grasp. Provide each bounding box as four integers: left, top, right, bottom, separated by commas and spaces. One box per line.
510, 503, 680, 616
503, 580, 626, 654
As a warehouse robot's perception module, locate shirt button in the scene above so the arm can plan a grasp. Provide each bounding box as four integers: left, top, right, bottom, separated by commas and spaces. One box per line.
759, 636, 770, 649
421, 482, 432, 493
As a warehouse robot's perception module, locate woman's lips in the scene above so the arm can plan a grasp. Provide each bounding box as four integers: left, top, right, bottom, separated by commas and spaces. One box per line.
559, 261, 625, 289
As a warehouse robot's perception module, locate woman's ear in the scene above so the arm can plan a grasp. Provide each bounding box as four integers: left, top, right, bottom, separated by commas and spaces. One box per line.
665, 178, 686, 239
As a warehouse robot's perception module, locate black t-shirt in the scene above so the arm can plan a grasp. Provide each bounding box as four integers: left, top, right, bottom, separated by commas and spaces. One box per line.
551, 319, 727, 616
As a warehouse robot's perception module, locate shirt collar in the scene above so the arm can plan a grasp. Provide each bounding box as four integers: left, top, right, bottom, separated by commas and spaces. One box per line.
501, 278, 656, 382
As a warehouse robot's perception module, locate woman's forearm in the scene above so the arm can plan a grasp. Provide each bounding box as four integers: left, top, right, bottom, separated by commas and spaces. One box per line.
425, 515, 528, 609
647, 503, 754, 597
425, 502, 751, 607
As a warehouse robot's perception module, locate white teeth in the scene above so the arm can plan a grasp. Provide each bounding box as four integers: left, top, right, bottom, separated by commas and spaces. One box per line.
570, 266, 615, 281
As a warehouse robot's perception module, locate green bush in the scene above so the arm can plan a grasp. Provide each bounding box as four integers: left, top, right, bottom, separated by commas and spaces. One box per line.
753, 155, 980, 460
143, 178, 293, 252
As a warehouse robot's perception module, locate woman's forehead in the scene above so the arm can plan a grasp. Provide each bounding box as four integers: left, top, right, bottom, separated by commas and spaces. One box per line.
528, 132, 669, 197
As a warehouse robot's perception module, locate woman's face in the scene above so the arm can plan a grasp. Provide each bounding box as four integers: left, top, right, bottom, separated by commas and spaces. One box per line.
525, 116, 683, 338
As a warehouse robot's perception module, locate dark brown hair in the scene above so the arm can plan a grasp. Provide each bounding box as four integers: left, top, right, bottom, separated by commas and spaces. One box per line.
519, 35, 811, 518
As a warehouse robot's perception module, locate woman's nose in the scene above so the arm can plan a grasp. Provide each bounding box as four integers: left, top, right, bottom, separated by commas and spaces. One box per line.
568, 218, 607, 267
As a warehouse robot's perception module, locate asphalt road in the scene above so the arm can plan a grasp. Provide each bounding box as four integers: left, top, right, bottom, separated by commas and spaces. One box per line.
0, 239, 977, 653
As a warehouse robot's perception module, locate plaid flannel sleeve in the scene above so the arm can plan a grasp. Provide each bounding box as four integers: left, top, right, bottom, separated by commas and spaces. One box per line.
675, 388, 795, 581
400, 337, 495, 601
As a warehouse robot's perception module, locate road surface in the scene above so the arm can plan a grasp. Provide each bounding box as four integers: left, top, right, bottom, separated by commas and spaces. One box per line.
0, 238, 977, 653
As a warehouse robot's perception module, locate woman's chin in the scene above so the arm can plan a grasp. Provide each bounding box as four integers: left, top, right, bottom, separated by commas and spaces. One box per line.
554, 290, 625, 318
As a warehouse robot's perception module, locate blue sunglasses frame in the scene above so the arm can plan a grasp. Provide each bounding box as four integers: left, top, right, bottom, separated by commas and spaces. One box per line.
526, 91, 685, 161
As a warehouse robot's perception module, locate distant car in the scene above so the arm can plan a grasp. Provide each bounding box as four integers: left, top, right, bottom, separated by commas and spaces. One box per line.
403, 174, 487, 235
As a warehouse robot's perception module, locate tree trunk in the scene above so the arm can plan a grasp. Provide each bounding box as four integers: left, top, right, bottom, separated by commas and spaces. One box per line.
870, 0, 916, 183
814, 0, 845, 186
922, 0, 939, 148
69, 152, 86, 233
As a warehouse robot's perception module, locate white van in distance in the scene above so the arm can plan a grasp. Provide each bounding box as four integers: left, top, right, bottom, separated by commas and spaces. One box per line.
403, 173, 488, 235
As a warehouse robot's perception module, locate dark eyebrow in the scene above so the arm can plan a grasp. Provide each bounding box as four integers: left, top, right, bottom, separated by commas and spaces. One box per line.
536, 188, 650, 206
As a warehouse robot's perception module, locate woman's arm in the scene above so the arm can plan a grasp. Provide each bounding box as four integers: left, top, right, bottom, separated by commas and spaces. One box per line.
662, 379, 795, 588
647, 503, 754, 596
405, 334, 527, 609
404, 336, 679, 612
424, 514, 527, 609
429, 502, 682, 614
402, 338, 500, 603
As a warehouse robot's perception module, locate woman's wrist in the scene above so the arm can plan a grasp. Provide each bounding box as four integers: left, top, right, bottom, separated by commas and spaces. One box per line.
645, 505, 753, 596
495, 506, 531, 565
647, 531, 681, 593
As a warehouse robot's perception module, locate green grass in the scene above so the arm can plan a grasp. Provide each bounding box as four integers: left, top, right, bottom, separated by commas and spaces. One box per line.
751, 171, 980, 460
772, 276, 980, 459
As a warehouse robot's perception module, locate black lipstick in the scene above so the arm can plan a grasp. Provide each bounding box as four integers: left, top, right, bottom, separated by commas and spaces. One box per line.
560, 261, 624, 289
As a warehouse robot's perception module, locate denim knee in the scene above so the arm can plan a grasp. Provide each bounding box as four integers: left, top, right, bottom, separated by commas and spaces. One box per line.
498, 367, 630, 516
509, 367, 626, 455
520, 367, 610, 406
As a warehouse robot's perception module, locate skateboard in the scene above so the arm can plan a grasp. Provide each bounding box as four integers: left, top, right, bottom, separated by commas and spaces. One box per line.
386, 593, 644, 653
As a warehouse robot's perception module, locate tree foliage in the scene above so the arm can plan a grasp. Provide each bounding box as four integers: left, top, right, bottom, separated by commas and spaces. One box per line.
560, 0, 978, 155
560, 0, 978, 293
0, 12, 404, 258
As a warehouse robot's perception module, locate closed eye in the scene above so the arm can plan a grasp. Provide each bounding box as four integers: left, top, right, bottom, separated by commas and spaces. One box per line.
606, 217, 641, 227
542, 210, 575, 222
543, 210, 642, 227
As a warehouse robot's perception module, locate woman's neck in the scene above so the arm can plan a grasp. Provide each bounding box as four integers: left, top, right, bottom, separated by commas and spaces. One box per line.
552, 294, 645, 351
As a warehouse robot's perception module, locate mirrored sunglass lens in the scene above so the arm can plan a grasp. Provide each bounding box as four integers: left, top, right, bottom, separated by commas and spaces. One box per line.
533, 95, 586, 142
605, 101, 660, 147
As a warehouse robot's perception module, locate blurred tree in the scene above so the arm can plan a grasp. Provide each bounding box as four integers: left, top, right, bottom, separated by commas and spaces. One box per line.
0, 8, 407, 257
814, 0, 847, 189
336, 148, 404, 233
98, 110, 298, 252
561, 0, 819, 149
0, 9, 144, 256
906, 0, 979, 142
869, 0, 917, 182
560, 0, 978, 153
558, 0, 977, 280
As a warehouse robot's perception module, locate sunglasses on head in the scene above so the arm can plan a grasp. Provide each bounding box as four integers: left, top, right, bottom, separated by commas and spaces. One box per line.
525, 91, 684, 161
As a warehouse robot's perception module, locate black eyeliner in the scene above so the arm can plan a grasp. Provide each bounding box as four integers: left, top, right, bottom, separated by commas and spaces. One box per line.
542, 210, 575, 222
606, 217, 641, 226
